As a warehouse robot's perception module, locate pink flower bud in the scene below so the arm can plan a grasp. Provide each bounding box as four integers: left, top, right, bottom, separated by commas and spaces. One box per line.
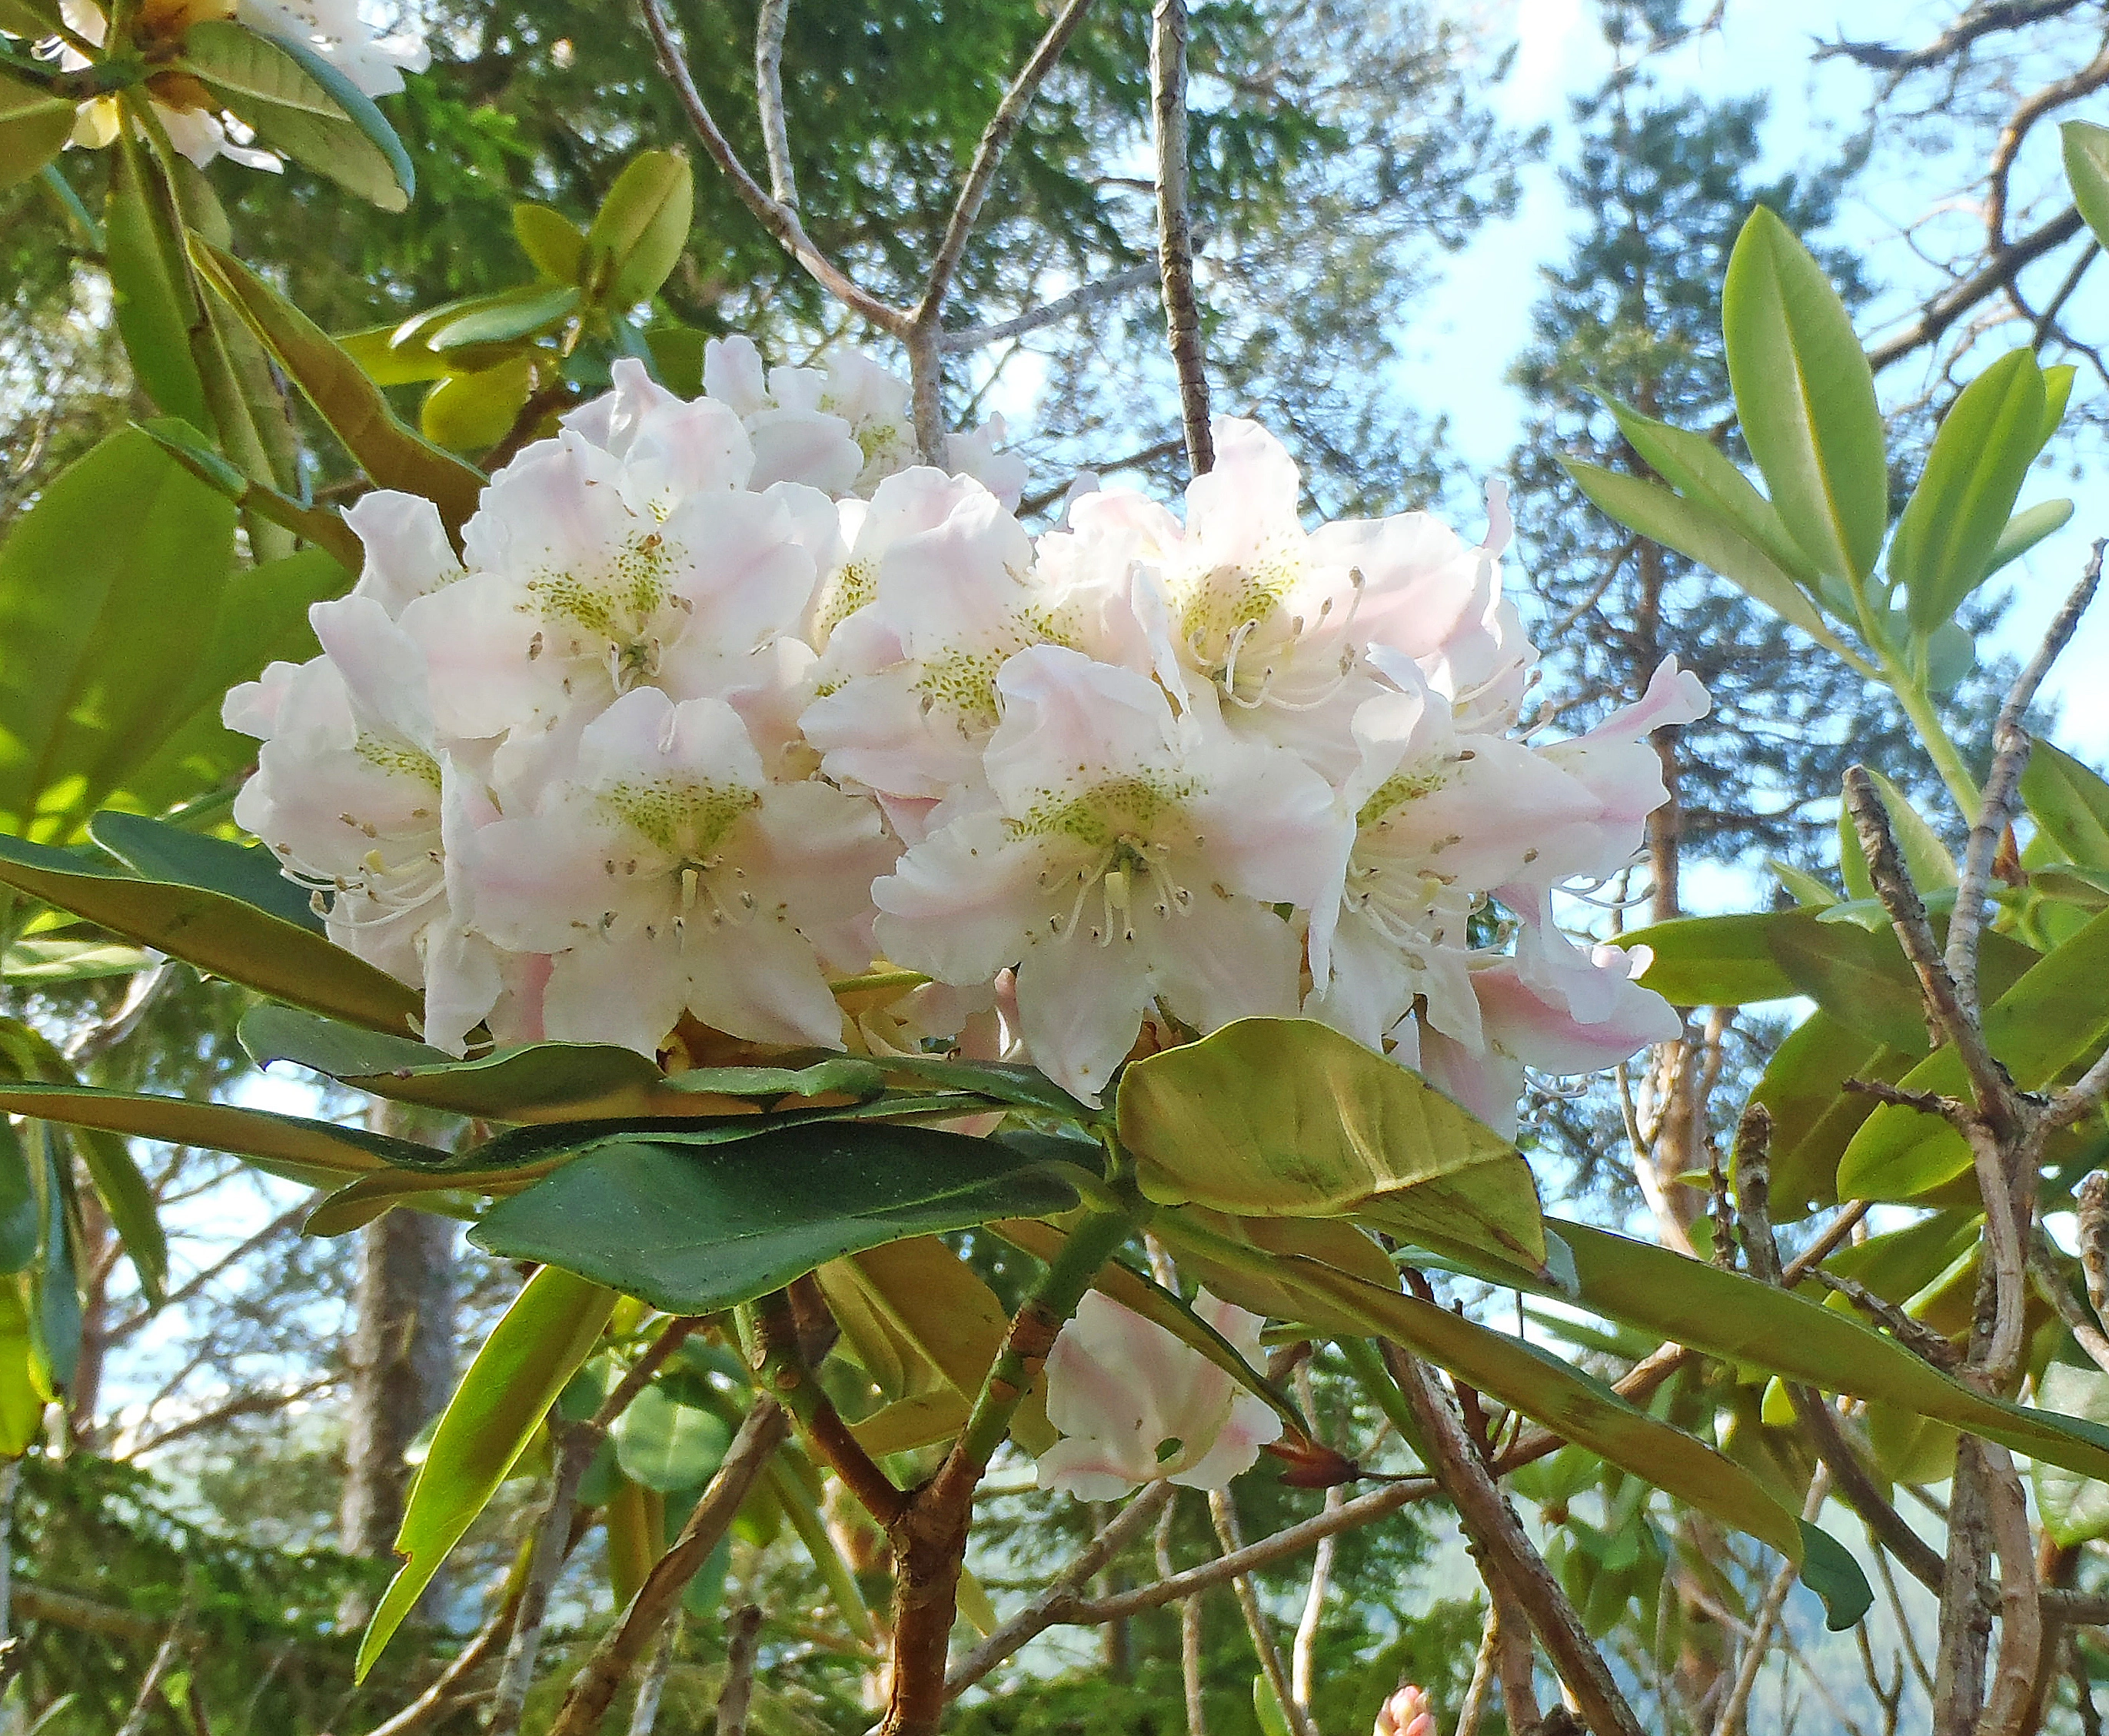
1375, 1684, 1435, 1736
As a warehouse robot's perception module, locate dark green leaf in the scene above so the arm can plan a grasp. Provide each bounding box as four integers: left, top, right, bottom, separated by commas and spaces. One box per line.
470, 1127, 1080, 1315
1796, 1519, 1874, 1630
188, 238, 484, 534
238, 1003, 697, 1122
0, 428, 236, 838
671, 1056, 889, 1102
68, 1121, 166, 1308
0, 824, 422, 1033
33, 1130, 79, 1391
0, 1120, 34, 1275
181, 19, 413, 211
1721, 205, 1886, 583
136, 417, 363, 570
90, 811, 320, 931
882, 1053, 1092, 1116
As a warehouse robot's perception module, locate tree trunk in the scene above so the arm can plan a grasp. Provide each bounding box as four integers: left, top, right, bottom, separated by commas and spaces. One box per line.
338, 1106, 457, 1625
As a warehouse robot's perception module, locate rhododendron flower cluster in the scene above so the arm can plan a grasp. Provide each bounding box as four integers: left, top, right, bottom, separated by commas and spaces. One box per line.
226, 341, 1705, 1122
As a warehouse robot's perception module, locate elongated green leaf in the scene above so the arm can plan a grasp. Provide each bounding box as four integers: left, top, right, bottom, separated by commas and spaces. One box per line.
359, 1267, 616, 1677
1610, 912, 1806, 1006
90, 811, 318, 930
1721, 205, 1886, 584
1840, 906, 2109, 1199
105, 140, 208, 426
0, 1081, 431, 1183
0, 67, 73, 194
0, 1121, 35, 1275
0, 428, 236, 839
68, 1120, 166, 1308
1891, 348, 2050, 634
181, 19, 413, 211
337, 322, 454, 386
514, 201, 585, 282
428, 284, 579, 351
470, 1127, 1079, 1315
188, 239, 485, 534
1563, 461, 1856, 660
1553, 1222, 2109, 1480
0, 1277, 46, 1456
585, 150, 694, 308
1606, 401, 1818, 577
1988, 497, 2076, 579
884, 1054, 1093, 1117
136, 417, 363, 571
1766, 922, 1931, 1056
0, 825, 421, 1033
238, 1004, 757, 1123
2, 938, 153, 984
1276, 1256, 1840, 1597
2064, 122, 2109, 253
2024, 740, 2109, 869
1117, 1019, 1532, 1255
419, 355, 537, 451
767, 1456, 877, 1642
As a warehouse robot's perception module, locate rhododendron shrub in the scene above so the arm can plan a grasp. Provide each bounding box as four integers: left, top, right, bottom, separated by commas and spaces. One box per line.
227, 348, 1702, 1112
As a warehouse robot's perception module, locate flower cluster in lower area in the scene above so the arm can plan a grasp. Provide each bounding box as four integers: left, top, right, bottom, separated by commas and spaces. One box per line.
227, 343, 1704, 1116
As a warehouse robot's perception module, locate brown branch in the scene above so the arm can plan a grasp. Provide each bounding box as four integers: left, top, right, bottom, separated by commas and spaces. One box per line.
1211, 1490, 1313, 1736
484, 1422, 594, 1736
594, 1318, 703, 1432
1380, 1344, 1645, 1736
636, 0, 906, 335
940, 260, 1160, 351
547, 1398, 791, 1736
749, 1289, 906, 1528
1980, 1443, 2045, 1736
714, 1605, 764, 1736
1151, 0, 1212, 477
1951, 540, 2104, 1020
1844, 765, 2020, 1135
2081, 1174, 2109, 1327
1986, 44, 2109, 276
1814, 2, 2089, 75
944, 1482, 1174, 1698
2030, 1235, 2109, 1376
1868, 207, 2087, 373
114, 1624, 187, 1736
1808, 1269, 1965, 1369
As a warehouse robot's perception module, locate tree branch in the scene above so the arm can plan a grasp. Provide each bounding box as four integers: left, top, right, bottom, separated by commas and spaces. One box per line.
636, 0, 906, 335
940, 259, 1160, 351
1151, 0, 1212, 477
753, 0, 797, 208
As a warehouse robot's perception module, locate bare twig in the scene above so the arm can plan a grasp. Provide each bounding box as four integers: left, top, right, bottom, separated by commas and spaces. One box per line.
940, 260, 1161, 351
114, 1625, 186, 1736
1979, 1443, 2043, 1736
753, 0, 796, 207
1845, 765, 2018, 1131
624, 1619, 678, 1736
1951, 541, 2104, 1019
1151, 0, 1211, 477
1867, 208, 2087, 373
595, 1318, 704, 1433
1711, 1465, 1833, 1736
944, 1483, 1174, 1697
485, 1422, 594, 1736
1933, 1438, 1998, 1734
2031, 1235, 2109, 1375
1211, 1490, 1313, 1736
547, 1399, 791, 1736
1289, 1482, 1342, 1707
1455, 1595, 1502, 1736
637, 0, 906, 334
714, 1605, 763, 1736
1808, 1269, 1964, 1369
1163, 1494, 1208, 1736
1381, 1345, 1644, 1736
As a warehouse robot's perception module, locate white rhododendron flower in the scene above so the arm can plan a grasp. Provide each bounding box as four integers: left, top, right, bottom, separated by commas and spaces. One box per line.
873, 645, 1343, 1103
228, 338, 1705, 1131
56, 0, 424, 171
1035, 1289, 1283, 1498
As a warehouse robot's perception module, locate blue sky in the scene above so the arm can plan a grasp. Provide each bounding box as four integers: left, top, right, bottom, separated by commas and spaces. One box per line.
1409, 0, 2109, 763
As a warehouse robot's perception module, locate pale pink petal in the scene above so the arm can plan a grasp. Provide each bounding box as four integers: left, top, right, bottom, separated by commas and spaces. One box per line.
679, 912, 846, 1049
1145, 894, 1302, 1033
1012, 925, 1153, 1106
343, 491, 462, 615
541, 928, 688, 1056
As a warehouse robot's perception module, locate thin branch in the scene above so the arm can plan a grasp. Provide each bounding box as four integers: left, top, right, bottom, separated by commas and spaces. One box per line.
1867, 208, 2087, 373
1844, 764, 2018, 1133
1979, 1443, 2044, 1736
2081, 1173, 2109, 1325
1455, 1595, 1502, 1736
547, 1399, 791, 1736
714, 1605, 763, 1736
360, 1588, 520, 1736
1381, 1344, 1645, 1736
1808, 1269, 1964, 1369
1164, 1492, 1208, 1736
1151, 0, 1212, 477
1059, 1478, 1431, 1625
1950, 540, 2104, 1019
753, 0, 796, 208
637, 0, 906, 334
624, 1620, 678, 1736
2030, 1236, 2109, 1375
484, 1422, 594, 1736
594, 1317, 703, 1432
940, 260, 1160, 351
944, 1482, 1174, 1698
1711, 1465, 1833, 1736
916, 0, 1096, 325
114, 1625, 186, 1736
1210, 1490, 1315, 1736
